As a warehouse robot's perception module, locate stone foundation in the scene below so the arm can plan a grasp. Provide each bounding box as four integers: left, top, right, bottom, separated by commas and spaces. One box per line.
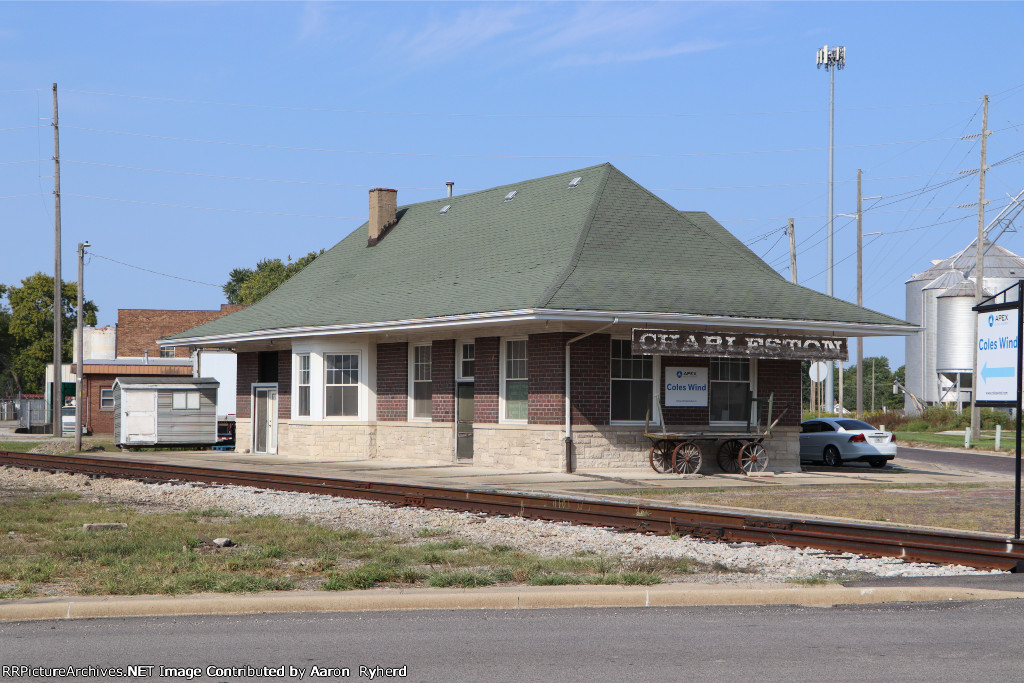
233, 419, 800, 473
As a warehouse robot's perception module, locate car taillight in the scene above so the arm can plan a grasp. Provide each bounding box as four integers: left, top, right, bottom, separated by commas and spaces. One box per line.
891, 434, 896, 442
848, 433, 866, 443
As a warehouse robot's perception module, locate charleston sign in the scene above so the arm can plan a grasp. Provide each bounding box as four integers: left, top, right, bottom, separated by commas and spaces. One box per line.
631, 329, 848, 361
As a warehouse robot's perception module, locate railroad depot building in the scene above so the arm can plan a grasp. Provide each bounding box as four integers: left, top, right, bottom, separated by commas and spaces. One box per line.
165, 164, 914, 472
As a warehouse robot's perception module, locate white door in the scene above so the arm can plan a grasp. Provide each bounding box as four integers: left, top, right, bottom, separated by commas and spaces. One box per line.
124, 390, 157, 444
253, 387, 278, 454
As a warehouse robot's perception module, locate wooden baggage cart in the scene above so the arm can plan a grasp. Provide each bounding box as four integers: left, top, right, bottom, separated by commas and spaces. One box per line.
645, 394, 789, 475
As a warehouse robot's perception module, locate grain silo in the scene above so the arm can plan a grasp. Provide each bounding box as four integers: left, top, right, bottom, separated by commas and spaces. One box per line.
936, 278, 988, 409
904, 240, 1024, 414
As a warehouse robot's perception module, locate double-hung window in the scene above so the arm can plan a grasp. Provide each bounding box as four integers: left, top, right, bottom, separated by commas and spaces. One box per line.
709, 358, 751, 424
458, 342, 475, 381
411, 345, 432, 419
610, 339, 653, 422
325, 353, 359, 417
296, 354, 311, 417
503, 339, 528, 421
100, 388, 114, 409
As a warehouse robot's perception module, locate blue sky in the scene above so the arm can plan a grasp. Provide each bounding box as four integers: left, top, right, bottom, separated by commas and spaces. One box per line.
2, 1, 1023, 368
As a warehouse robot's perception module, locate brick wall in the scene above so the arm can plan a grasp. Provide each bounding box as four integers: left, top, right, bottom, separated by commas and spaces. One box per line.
528, 332, 570, 425
83, 374, 116, 434
376, 342, 408, 421
276, 351, 291, 419
235, 350, 289, 419
236, 352, 257, 419
474, 337, 500, 423
756, 358, 801, 427
431, 339, 455, 422
116, 304, 246, 358
569, 333, 610, 427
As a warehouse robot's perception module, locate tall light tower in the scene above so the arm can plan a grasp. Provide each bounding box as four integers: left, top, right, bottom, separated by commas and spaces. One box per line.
817, 44, 845, 412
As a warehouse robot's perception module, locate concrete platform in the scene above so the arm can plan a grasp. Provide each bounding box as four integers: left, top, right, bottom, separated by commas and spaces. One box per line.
1, 420, 1013, 500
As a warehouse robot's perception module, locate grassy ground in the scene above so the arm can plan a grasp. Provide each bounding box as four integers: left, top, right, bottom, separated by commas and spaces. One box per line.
596, 483, 1018, 535
896, 431, 1017, 451
0, 490, 731, 600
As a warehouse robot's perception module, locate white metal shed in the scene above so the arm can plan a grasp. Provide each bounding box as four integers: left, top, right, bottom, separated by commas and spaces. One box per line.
112, 376, 220, 448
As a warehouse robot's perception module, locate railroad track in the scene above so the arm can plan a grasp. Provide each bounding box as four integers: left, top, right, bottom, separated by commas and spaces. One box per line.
2, 449, 1023, 572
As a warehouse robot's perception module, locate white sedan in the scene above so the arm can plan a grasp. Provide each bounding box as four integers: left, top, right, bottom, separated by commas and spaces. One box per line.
799, 418, 897, 468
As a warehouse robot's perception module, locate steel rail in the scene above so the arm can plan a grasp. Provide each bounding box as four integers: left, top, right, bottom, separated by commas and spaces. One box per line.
2, 450, 1023, 571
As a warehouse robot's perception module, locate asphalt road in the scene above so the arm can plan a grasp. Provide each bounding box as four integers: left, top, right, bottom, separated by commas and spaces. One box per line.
3, 602, 1023, 682
897, 445, 1021, 476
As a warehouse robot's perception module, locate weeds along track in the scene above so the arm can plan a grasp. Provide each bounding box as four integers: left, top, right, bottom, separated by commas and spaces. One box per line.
2, 449, 1022, 571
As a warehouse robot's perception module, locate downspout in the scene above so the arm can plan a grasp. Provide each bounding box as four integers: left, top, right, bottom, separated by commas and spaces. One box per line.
565, 318, 618, 473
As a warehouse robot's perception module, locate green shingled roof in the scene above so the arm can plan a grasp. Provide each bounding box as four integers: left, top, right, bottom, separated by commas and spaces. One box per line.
168, 163, 909, 341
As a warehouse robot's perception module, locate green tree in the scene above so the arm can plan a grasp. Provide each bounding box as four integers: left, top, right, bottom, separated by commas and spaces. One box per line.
837, 356, 904, 414
223, 250, 323, 305
0, 284, 19, 396
5, 273, 98, 394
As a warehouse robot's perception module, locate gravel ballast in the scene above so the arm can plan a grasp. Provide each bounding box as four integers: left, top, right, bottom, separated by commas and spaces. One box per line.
0, 465, 1003, 585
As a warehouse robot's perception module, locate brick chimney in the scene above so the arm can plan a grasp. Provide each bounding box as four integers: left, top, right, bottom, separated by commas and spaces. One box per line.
368, 188, 398, 246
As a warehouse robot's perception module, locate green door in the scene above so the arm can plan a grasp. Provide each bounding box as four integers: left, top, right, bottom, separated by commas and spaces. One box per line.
456, 382, 474, 462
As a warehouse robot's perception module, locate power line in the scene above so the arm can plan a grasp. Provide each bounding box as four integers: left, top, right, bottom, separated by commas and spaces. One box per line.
63, 160, 459, 192
65, 193, 361, 219
64, 125, 967, 160
89, 252, 222, 288
64, 87, 979, 119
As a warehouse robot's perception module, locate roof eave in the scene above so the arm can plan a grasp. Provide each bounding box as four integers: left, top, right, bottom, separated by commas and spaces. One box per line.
162, 308, 917, 347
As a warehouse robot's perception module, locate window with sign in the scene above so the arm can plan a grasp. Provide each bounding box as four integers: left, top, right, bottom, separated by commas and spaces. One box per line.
710, 358, 751, 424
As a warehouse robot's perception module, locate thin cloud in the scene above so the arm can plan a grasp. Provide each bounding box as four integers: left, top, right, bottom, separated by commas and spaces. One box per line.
383, 5, 531, 66
551, 38, 728, 68
296, 2, 330, 43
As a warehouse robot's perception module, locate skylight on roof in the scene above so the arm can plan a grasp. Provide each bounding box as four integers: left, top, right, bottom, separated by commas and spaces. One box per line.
504, 190, 517, 201
440, 204, 451, 214
569, 177, 582, 189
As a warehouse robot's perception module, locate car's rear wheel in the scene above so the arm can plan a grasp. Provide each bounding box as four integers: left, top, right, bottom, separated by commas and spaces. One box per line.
823, 446, 842, 467
868, 458, 887, 469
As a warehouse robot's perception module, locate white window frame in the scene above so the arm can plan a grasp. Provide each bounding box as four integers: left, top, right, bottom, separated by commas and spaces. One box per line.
709, 357, 757, 428
609, 337, 661, 426
100, 388, 114, 410
160, 347, 176, 359
456, 341, 476, 382
499, 337, 528, 424
409, 344, 433, 421
296, 353, 311, 418
324, 352, 361, 419
172, 391, 200, 410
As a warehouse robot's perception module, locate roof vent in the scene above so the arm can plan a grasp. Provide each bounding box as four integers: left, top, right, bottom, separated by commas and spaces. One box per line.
569, 177, 582, 189
504, 190, 517, 202
440, 204, 451, 215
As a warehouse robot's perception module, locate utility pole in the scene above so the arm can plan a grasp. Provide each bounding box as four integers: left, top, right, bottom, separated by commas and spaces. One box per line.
52, 83, 62, 436
856, 169, 864, 417
871, 358, 876, 412
971, 94, 989, 442
817, 45, 845, 413
787, 218, 798, 284
75, 241, 89, 453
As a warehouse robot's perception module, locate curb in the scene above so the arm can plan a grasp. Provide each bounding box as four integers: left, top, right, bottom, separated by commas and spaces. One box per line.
3, 583, 1022, 622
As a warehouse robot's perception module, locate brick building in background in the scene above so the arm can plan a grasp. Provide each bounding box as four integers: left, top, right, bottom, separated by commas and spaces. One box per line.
116, 306, 246, 358
165, 164, 914, 473
78, 305, 243, 434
